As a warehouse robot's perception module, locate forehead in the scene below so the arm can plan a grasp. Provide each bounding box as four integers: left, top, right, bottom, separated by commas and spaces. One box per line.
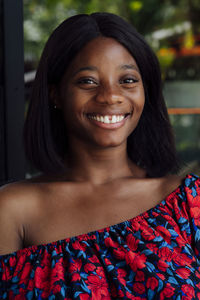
68, 37, 138, 70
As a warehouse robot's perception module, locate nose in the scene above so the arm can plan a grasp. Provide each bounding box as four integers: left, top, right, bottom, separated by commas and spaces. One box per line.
95, 83, 124, 105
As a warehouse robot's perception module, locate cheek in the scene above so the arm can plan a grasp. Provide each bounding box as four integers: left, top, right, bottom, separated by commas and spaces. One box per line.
129, 86, 145, 112
60, 90, 79, 115
60, 90, 89, 129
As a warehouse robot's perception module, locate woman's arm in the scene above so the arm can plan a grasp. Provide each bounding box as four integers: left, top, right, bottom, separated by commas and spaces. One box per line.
0, 184, 24, 255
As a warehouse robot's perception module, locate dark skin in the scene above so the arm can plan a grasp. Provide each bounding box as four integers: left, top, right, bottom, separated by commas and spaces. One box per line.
0, 37, 183, 255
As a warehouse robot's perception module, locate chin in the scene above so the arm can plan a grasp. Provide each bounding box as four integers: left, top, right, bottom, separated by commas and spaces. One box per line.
93, 136, 126, 148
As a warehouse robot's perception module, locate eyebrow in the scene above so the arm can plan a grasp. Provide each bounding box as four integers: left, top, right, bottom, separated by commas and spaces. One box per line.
72, 64, 140, 77
72, 66, 98, 76
119, 64, 140, 72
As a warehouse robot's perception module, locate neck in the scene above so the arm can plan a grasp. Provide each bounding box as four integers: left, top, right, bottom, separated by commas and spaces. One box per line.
63, 139, 146, 185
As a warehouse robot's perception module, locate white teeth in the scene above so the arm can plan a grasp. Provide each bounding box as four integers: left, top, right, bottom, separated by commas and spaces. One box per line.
104, 116, 109, 124
89, 114, 126, 124
100, 116, 104, 122
111, 115, 117, 123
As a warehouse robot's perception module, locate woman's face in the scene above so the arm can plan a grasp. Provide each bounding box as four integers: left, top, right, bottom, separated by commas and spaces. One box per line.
56, 37, 145, 148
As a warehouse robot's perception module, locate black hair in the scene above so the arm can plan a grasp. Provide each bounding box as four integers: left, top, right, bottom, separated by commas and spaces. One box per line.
24, 12, 180, 177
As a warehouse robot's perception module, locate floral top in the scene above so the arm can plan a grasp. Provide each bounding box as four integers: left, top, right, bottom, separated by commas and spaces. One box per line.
1, 174, 200, 299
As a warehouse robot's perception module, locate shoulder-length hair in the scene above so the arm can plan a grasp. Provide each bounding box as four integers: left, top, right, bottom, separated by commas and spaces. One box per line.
24, 12, 180, 177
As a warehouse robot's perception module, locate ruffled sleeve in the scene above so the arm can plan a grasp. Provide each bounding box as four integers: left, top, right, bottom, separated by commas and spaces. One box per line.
183, 174, 200, 255
0, 255, 8, 297
0, 247, 52, 299
166, 174, 200, 256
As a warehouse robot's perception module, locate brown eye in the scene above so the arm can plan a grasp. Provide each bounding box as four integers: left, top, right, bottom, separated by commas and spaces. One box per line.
77, 78, 97, 85
120, 77, 139, 84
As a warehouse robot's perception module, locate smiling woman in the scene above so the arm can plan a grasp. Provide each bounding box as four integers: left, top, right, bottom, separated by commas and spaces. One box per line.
24, 12, 178, 178
1, 12, 200, 300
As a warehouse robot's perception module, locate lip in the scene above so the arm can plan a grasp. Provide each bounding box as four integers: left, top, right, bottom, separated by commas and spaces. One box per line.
86, 113, 131, 129
86, 111, 131, 117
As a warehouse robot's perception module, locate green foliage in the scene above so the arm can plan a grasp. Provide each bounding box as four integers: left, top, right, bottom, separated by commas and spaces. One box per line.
24, 0, 200, 65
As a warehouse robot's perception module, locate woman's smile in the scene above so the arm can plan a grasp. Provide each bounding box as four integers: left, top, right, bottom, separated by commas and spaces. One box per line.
86, 112, 132, 129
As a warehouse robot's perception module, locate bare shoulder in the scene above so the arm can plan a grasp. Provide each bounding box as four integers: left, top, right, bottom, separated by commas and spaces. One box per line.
160, 174, 185, 198
0, 177, 45, 255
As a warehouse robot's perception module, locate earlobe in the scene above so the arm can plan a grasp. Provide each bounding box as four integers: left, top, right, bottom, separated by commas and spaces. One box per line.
49, 85, 61, 109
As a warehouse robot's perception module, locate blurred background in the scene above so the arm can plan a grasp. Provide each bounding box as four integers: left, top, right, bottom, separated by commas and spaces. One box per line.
0, 0, 200, 185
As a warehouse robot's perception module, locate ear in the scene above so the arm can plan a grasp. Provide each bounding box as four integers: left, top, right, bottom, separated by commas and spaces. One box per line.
49, 85, 62, 109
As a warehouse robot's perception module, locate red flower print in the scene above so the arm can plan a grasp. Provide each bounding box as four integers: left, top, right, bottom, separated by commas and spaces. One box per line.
41, 285, 51, 298
173, 253, 192, 266
196, 282, 200, 289
80, 293, 91, 300
117, 268, 127, 285
72, 240, 87, 251
160, 283, 175, 300
117, 268, 127, 278
9, 256, 16, 268
182, 284, 195, 297
163, 214, 177, 227
104, 258, 112, 265
105, 237, 119, 248
12, 293, 26, 300
89, 255, 100, 264
14, 259, 26, 275
157, 259, 169, 272
35, 264, 52, 287
190, 203, 200, 226
130, 219, 140, 231
190, 206, 200, 219
19, 262, 32, 283
146, 243, 158, 254
27, 278, 35, 290
158, 247, 174, 262
2, 266, 10, 280
132, 282, 145, 294
94, 244, 100, 251
196, 270, 200, 279
34, 260, 53, 298
52, 284, 61, 294
51, 259, 65, 284
72, 272, 81, 281
156, 226, 171, 243
113, 248, 126, 260
176, 268, 191, 279
125, 251, 146, 272
146, 277, 158, 290
175, 236, 187, 248
96, 266, 105, 277
140, 226, 155, 241
182, 296, 192, 300
69, 258, 82, 273
84, 263, 96, 272
173, 201, 182, 219
126, 234, 139, 251
157, 273, 165, 280
126, 291, 142, 299
86, 274, 110, 299
118, 290, 125, 297
135, 271, 145, 282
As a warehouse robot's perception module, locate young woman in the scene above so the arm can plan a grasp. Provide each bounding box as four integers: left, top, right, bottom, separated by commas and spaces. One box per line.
0, 12, 200, 299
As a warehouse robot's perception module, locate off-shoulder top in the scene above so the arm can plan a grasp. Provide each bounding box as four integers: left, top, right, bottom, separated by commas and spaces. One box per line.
1, 174, 200, 299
